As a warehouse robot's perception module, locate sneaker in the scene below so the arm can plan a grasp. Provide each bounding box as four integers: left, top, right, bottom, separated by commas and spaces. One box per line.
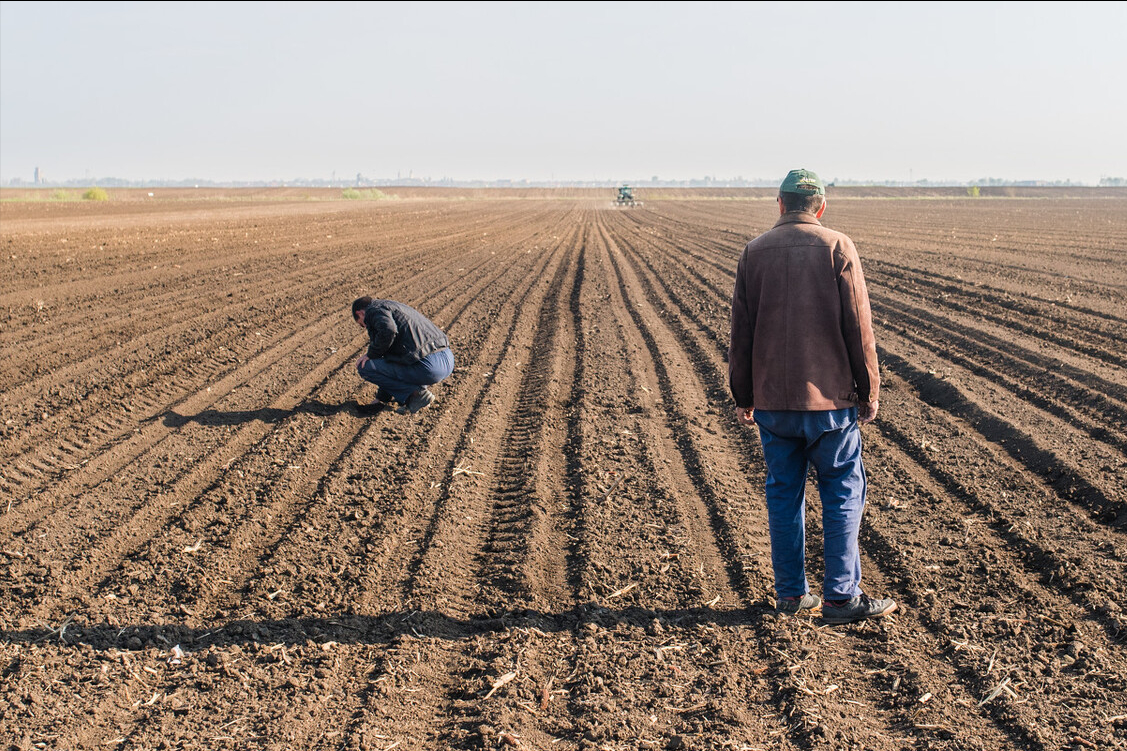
776, 593, 822, 616
398, 387, 435, 415
821, 593, 897, 624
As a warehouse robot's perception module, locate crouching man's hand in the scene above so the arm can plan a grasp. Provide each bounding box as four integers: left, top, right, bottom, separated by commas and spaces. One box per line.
858, 400, 879, 424
735, 406, 755, 426
356, 355, 370, 371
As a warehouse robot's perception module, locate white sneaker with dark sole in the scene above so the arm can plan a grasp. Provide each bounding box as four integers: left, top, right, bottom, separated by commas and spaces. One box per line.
776, 593, 822, 616
821, 593, 897, 624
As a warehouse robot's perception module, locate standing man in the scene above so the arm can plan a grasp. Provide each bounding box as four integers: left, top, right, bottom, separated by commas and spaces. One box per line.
728, 169, 896, 624
351, 296, 455, 415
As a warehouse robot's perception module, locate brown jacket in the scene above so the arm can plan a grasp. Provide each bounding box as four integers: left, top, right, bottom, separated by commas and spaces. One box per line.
729, 212, 879, 410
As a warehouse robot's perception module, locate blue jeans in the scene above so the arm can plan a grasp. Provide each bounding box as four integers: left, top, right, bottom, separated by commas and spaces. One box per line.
357, 348, 455, 404
755, 408, 866, 601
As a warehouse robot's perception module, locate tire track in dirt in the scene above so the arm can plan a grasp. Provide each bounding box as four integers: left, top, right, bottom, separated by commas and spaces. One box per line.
397, 231, 583, 750
444, 213, 776, 750
344, 225, 579, 749
260, 212, 571, 606
379, 226, 578, 618
469, 236, 580, 616
257, 216, 579, 749
422, 216, 773, 750
434, 230, 594, 750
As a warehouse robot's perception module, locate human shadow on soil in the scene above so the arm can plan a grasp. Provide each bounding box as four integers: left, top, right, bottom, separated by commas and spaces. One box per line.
162, 399, 371, 427
2, 604, 830, 654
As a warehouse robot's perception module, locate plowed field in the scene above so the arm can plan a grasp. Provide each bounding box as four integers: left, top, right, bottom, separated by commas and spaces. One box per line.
2, 190, 1125, 751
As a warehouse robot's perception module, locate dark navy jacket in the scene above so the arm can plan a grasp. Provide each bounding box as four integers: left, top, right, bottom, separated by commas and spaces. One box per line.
363, 300, 450, 365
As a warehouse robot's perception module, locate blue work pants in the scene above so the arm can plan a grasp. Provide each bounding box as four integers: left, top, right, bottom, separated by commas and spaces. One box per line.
358, 348, 455, 404
755, 408, 866, 602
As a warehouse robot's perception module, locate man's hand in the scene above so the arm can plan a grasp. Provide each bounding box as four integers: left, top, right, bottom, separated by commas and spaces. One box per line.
858, 400, 879, 424
356, 355, 370, 370
736, 406, 755, 426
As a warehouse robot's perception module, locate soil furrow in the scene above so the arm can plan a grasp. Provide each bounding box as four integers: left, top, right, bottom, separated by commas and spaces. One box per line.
0, 226, 508, 492
0, 309, 352, 541
879, 347, 1125, 526
0, 205, 565, 529
18, 330, 361, 625
860, 420, 1127, 748
869, 374, 1127, 621
868, 260, 1127, 367
873, 297, 1127, 441
606, 219, 902, 749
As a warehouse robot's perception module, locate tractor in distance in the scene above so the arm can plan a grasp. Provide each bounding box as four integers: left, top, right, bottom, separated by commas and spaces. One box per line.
615, 183, 642, 207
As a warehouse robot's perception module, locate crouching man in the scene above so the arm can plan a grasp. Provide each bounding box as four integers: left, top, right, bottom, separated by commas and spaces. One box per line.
351, 296, 454, 415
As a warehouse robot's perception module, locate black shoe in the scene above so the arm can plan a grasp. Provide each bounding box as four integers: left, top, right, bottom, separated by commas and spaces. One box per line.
397, 387, 435, 415
822, 593, 897, 624
776, 593, 822, 616
357, 399, 392, 416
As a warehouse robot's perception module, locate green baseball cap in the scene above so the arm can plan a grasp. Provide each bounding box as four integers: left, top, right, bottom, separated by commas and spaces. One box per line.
779, 169, 825, 195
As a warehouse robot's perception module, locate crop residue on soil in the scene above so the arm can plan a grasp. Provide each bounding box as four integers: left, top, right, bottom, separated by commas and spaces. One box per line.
2, 188, 1126, 750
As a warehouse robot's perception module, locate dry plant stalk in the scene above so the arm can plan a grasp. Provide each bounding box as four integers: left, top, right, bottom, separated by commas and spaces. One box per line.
484, 671, 517, 700
977, 676, 1012, 707
605, 582, 637, 600
600, 474, 625, 502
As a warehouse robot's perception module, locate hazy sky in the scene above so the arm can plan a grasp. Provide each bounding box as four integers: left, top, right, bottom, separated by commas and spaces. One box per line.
2, 1, 1125, 184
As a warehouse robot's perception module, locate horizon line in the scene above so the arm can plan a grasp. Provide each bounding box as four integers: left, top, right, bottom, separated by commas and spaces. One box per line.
5, 176, 1123, 189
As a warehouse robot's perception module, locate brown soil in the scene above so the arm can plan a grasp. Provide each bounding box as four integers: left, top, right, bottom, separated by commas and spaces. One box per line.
2, 189, 1125, 751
